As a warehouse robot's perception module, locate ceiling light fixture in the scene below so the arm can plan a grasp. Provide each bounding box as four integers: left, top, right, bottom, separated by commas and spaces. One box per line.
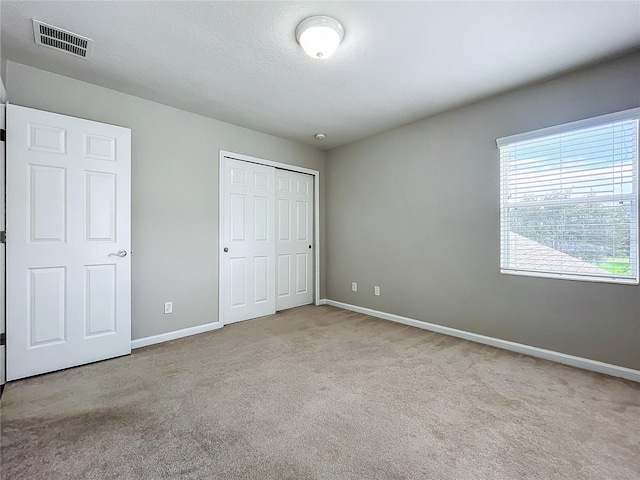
314, 133, 327, 140
296, 16, 344, 59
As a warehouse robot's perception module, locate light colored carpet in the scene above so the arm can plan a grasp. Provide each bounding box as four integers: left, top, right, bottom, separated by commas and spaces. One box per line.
1, 305, 639, 480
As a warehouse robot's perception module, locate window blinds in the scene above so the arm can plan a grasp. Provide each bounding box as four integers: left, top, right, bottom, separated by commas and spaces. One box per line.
497, 108, 639, 284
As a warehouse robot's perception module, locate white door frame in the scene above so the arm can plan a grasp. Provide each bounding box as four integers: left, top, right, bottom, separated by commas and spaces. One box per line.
218, 150, 320, 326
0, 103, 6, 388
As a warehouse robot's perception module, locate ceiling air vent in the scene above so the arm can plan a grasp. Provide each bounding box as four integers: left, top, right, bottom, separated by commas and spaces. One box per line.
32, 19, 94, 59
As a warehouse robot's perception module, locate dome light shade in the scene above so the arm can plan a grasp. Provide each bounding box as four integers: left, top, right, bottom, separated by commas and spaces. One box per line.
296, 16, 344, 59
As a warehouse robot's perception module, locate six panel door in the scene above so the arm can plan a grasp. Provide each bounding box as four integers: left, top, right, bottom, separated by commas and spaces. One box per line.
276, 170, 314, 310
6, 104, 131, 380
222, 157, 277, 323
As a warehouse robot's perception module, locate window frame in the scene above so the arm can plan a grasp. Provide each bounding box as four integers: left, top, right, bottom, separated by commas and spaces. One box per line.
497, 108, 639, 285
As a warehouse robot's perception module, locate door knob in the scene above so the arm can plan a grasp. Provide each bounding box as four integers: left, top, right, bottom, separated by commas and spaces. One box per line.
108, 250, 127, 257
308, 245, 312, 249
224, 247, 229, 252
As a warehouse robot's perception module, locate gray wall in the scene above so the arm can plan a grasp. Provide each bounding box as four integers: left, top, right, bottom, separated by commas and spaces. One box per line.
0, 53, 6, 101
6, 61, 326, 341
326, 51, 640, 370
5, 52, 639, 369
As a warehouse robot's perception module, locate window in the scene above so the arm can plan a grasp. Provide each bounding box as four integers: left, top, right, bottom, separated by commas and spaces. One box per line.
497, 108, 639, 284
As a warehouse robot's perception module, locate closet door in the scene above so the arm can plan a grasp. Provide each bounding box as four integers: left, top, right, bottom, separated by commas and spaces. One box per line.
276, 170, 314, 310
222, 157, 276, 323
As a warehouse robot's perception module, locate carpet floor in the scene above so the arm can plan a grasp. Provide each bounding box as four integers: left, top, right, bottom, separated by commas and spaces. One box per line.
1, 305, 639, 479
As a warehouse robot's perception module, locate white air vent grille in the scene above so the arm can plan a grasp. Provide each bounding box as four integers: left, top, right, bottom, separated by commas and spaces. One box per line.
32, 20, 94, 59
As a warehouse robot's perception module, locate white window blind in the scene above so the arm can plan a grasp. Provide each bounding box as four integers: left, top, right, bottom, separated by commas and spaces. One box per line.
497, 108, 639, 284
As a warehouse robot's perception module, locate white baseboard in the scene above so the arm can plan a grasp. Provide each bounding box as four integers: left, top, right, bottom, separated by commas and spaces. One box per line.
131, 322, 223, 349
132, 301, 330, 350
325, 300, 640, 382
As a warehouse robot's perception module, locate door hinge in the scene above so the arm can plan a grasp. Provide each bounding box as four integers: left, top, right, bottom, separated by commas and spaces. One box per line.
0, 129, 5, 142
0, 231, 5, 243
0, 333, 5, 346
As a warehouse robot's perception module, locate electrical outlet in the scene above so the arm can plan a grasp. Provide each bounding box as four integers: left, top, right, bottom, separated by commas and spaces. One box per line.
164, 302, 173, 314
352, 282, 358, 292
374, 286, 380, 296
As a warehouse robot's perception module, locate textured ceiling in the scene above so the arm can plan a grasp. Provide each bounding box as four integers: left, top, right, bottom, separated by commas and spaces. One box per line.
1, 1, 639, 150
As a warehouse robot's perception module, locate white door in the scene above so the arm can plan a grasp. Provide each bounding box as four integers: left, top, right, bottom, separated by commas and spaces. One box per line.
6, 104, 131, 381
276, 170, 314, 310
222, 157, 276, 324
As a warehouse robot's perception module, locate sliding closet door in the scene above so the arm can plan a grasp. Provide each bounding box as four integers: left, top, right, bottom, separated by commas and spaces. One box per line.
221, 157, 276, 324
276, 170, 314, 310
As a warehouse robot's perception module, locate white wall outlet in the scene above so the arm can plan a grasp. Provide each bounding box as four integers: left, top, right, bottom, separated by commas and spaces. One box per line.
352, 282, 358, 292
164, 301, 173, 314
374, 286, 381, 296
